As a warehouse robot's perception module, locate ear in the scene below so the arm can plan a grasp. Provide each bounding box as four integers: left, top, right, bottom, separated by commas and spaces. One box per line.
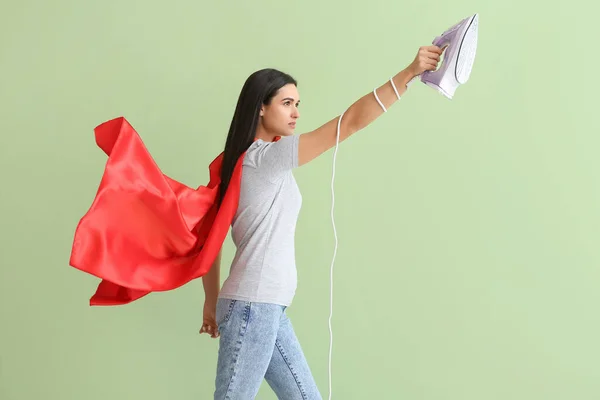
260, 106, 264, 117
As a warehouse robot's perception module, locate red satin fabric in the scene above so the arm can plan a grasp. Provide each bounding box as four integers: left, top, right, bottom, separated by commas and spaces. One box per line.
70, 117, 251, 306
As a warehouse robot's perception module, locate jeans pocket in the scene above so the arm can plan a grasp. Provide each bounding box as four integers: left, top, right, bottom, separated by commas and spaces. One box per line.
216, 298, 236, 331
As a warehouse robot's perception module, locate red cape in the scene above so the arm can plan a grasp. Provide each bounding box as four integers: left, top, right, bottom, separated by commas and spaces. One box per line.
69, 117, 246, 306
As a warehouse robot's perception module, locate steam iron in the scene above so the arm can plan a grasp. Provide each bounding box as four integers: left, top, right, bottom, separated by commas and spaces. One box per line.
420, 13, 479, 99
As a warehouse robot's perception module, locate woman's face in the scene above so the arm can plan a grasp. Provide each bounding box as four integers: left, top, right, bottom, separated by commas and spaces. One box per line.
260, 84, 301, 136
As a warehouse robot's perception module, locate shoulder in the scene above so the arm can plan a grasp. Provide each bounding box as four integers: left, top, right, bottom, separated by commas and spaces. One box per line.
243, 139, 270, 168
244, 136, 299, 169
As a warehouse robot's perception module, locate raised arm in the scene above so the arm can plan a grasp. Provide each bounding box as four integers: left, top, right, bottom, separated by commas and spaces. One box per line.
297, 45, 443, 166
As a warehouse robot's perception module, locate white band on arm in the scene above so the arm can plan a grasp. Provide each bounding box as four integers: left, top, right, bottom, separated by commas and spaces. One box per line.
373, 88, 387, 112
390, 77, 401, 100
374, 76, 408, 113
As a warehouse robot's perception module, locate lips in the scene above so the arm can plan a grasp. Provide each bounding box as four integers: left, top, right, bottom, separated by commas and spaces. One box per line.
289, 122, 296, 128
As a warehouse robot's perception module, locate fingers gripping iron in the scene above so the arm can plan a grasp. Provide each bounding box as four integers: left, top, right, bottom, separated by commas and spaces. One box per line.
420, 13, 479, 99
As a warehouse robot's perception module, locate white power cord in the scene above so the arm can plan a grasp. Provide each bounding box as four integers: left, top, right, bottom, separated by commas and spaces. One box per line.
327, 77, 403, 400
328, 111, 343, 400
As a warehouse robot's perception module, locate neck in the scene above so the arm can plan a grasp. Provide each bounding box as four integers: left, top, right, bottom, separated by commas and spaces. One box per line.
254, 122, 278, 142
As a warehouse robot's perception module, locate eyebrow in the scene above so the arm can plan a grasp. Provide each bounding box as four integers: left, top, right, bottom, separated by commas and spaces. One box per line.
282, 97, 300, 103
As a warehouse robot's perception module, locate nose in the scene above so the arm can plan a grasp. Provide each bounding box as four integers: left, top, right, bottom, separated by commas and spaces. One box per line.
292, 106, 300, 119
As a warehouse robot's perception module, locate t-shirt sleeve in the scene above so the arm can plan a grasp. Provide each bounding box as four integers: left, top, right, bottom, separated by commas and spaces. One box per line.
252, 135, 299, 180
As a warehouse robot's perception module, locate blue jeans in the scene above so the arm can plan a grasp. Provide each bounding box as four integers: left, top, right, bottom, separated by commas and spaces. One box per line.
214, 298, 322, 399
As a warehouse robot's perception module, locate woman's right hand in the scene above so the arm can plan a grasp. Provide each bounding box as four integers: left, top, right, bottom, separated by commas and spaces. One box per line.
407, 46, 445, 77
199, 300, 219, 338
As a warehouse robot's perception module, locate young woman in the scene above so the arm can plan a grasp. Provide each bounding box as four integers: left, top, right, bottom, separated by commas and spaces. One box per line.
199, 44, 444, 399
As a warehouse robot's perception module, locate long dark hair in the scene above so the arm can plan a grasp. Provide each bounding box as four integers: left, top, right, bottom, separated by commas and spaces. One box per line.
218, 68, 297, 205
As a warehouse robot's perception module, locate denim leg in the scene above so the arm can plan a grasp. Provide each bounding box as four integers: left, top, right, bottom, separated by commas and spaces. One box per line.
264, 310, 322, 400
213, 298, 284, 400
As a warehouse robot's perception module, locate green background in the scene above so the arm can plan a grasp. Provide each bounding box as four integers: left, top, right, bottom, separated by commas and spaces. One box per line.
1, 1, 599, 399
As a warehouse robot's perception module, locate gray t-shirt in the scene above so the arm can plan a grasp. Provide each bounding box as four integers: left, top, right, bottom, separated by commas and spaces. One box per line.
218, 134, 302, 306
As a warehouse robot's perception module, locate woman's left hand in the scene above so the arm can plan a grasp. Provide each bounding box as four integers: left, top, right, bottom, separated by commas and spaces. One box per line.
199, 301, 219, 338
